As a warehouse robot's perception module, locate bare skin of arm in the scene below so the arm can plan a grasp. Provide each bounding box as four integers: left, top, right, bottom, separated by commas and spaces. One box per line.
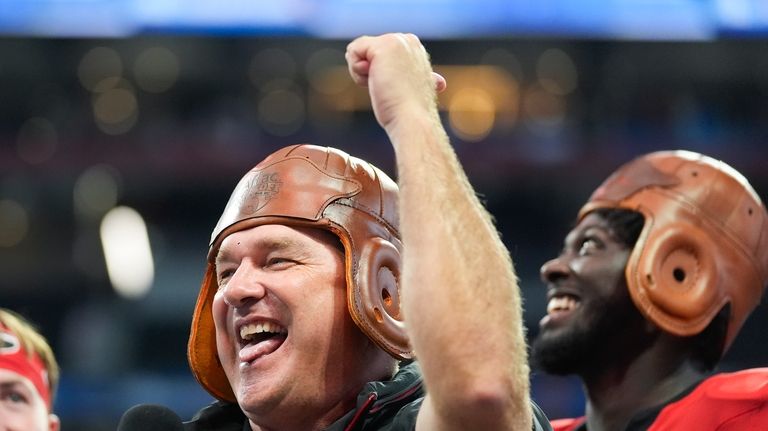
346, 33, 532, 431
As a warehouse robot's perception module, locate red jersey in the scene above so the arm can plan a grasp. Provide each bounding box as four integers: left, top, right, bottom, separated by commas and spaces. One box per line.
551, 417, 585, 431
551, 368, 768, 431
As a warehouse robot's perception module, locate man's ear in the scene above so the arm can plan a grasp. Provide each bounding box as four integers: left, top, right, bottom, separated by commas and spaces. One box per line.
48, 413, 60, 431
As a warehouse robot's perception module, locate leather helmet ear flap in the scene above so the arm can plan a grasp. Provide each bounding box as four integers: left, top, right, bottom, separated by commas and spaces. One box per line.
188, 265, 236, 402
629, 220, 723, 337
350, 236, 411, 358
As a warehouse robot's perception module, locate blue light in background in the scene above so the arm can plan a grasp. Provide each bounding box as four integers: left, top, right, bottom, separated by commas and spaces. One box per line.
0, 0, 767, 39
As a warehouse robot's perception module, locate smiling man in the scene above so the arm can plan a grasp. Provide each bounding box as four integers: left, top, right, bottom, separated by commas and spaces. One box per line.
184, 33, 550, 431
0, 308, 60, 431
532, 151, 768, 430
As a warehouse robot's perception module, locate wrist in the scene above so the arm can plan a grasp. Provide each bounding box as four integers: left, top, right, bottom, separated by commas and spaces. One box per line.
384, 105, 443, 147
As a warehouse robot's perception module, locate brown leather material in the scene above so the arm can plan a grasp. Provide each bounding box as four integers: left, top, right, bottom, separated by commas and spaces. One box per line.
579, 150, 768, 355
188, 144, 411, 402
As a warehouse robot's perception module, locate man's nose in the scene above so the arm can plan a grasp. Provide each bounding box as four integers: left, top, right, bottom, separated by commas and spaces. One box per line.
540, 255, 571, 285
220, 262, 267, 308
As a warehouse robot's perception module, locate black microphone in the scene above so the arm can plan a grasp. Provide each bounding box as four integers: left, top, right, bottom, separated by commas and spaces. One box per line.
117, 404, 185, 431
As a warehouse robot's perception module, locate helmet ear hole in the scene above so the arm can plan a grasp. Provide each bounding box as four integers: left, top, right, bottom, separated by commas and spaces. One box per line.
672, 267, 686, 283
381, 287, 392, 305
351, 237, 411, 359
376, 265, 400, 318
631, 221, 720, 336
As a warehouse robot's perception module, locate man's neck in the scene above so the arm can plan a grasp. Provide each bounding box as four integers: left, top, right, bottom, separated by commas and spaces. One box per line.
247, 411, 335, 431
245, 359, 398, 431
580, 340, 707, 431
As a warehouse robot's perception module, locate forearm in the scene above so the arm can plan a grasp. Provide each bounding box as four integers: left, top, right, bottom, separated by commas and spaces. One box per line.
345, 33, 533, 430
389, 114, 532, 431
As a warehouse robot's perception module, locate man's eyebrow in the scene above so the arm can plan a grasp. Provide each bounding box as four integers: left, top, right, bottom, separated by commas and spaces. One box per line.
214, 247, 233, 266
0, 380, 29, 391
562, 230, 579, 248
215, 237, 301, 265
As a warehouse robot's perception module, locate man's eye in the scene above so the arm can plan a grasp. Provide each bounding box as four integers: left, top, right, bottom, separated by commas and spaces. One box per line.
2, 391, 28, 404
9, 392, 26, 403
217, 269, 235, 284
267, 257, 294, 268
578, 238, 600, 255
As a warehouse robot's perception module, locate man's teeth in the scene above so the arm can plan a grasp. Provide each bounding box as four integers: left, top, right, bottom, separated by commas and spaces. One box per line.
547, 296, 579, 314
240, 322, 286, 341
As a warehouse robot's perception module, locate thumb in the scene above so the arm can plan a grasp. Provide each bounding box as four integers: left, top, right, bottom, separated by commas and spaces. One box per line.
433, 72, 447, 93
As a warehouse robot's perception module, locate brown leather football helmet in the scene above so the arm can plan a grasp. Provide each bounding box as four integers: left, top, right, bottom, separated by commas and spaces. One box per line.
580, 150, 768, 355
188, 144, 410, 402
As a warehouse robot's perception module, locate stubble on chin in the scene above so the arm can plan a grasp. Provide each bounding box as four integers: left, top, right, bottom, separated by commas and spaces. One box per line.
531, 324, 595, 376
531, 296, 645, 376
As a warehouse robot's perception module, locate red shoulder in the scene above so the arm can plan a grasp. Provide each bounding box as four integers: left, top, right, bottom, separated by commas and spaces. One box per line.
550, 417, 585, 431
699, 368, 768, 400
649, 368, 768, 430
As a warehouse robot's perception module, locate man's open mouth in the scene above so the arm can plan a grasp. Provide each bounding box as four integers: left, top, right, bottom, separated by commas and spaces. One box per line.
238, 321, 288, 363
547, 293, 581, 316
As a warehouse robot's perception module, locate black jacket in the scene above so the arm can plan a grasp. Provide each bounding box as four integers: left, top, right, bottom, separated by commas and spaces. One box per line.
184, 362, 551, 431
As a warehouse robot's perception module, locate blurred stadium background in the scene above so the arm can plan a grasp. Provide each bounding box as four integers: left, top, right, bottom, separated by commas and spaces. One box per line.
1, 1, 767, 429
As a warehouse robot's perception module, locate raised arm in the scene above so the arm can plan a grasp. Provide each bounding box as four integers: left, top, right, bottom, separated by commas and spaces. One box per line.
346, 33, 532, 431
